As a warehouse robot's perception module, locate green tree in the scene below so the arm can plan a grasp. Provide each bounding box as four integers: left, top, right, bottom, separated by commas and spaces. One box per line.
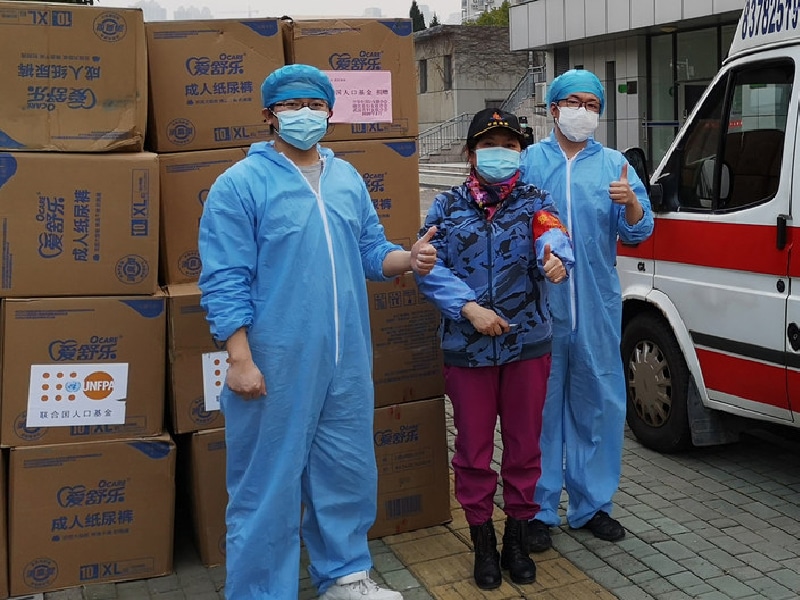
410, 0, 427, 32
469, 0, 510, 26
430, 12, 440, 26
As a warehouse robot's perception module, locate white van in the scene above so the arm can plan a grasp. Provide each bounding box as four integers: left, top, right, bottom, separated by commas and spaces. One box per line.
619, 0, 800, 452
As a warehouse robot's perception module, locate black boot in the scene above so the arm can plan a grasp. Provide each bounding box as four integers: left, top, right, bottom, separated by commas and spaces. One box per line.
527, 518, 553, 553
469, 520, 502, 590
500, 517, 537, 584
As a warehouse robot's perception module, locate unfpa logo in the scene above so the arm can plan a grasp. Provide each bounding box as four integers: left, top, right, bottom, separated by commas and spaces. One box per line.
83, 372, 115, 400
38, 370, 116, 402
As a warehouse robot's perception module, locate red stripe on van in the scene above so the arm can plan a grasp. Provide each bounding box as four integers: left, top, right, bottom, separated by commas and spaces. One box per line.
696, 348, 788, 410
617, 220, 792, 276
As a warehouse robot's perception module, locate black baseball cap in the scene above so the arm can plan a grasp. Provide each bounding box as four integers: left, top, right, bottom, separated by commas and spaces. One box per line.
467, 108, 525, 142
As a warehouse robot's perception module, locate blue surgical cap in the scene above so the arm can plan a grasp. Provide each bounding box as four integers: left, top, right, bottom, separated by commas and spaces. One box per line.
547, 69, 605, 115
260, 64, 336, 109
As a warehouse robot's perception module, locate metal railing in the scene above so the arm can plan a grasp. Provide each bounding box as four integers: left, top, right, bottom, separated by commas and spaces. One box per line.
419, 113, 473, 159
501, 65, 546, 114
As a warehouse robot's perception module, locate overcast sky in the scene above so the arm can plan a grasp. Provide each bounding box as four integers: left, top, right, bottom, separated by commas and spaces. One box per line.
95, 0, 463, 22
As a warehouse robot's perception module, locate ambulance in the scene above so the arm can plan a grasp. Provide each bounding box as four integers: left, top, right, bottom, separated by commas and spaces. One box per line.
619, 0, 800, 452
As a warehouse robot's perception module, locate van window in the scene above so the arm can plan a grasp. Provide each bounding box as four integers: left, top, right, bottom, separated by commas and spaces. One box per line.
668, 60, 793, 212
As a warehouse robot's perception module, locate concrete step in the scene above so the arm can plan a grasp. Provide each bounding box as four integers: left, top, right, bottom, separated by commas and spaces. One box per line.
419, 163, 468, 188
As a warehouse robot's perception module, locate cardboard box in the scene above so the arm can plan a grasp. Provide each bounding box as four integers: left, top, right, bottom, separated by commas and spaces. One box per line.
370, 397, 451, 538
159, 148, 248, 286
0, 3, 147, 152
179, 401, 451, 551
289, 19, 418, 142
327, 139, 421, 245
1, 296, 166, 447
166, 284, 225, 434
146, 19, 285, 152
187, 428, 227, 567
369, 273, 444, 407
8, 436, 175, 595
0, 152, 159, 297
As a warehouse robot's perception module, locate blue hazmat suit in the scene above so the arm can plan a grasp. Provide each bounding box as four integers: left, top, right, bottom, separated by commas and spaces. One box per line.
520, 133, 653, 528
198, 140, 402, 598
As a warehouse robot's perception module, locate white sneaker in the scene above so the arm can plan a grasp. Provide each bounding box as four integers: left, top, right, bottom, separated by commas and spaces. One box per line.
319, 570, 403, 600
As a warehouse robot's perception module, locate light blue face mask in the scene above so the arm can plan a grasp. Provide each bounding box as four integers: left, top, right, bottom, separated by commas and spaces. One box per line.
475, 147, 521, 183
276, 107, 329, 151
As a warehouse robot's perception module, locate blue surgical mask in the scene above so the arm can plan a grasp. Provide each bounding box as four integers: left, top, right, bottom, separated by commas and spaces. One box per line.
475, 147, 521, 183
276, 107, 329, 150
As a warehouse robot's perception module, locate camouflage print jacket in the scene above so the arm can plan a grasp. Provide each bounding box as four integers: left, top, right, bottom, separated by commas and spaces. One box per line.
415, 181, 574, 368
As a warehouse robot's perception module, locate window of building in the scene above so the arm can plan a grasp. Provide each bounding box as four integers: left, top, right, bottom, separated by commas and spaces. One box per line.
443, 55, 453, 90
484, 99, 504, 109
605, 61, 617, 149
665, 60, 793, 212
554, 47, 570, 76
419, 59, 428, 93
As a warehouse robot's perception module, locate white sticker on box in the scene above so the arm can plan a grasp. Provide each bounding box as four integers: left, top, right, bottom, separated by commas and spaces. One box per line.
324, 70, 393, 124
202, 351, 229, 412
26, 363, 129, 427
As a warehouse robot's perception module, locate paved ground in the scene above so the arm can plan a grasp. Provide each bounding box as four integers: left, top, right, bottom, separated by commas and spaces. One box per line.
31, 186, 800, 599
34, 397, 800, 600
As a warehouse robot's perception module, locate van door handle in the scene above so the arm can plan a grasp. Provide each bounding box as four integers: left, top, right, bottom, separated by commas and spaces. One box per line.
777, 214, 791, 250
788, 323, 800, 351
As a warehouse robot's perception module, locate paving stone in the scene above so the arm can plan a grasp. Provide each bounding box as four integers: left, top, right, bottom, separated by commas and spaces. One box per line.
82, 584, 117, 600
43, 590, 83, 600
705, 575, 758, 598
583, 565, 631, 589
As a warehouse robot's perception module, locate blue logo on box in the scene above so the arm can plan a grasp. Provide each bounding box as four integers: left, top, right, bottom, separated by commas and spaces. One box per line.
168, 118, 196, 145
179, 251, 202, 278
115, 254, 149, 284
24, 558, 58, 589
15, 412, 45, 442
93, 12, 127, 42
191, 397, 218, 426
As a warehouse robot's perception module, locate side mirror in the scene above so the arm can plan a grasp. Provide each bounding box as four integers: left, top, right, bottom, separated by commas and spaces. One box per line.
623, 147, 650, 194
649, 182, 664, 212
719, 162, 731, 201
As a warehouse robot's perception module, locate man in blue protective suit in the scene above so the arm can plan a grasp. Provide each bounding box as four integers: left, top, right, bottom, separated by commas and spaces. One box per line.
198, 64, 437, 600
519, 69, 654, 551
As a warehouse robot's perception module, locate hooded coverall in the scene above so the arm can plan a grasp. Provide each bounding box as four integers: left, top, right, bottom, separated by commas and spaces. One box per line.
198, 141, 402, 598
520, 133, 654, 528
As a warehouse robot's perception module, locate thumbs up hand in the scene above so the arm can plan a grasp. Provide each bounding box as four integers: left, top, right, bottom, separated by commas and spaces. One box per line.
542, 243, 566, 283
609, 162, 635, 206
411, 226, 438, 276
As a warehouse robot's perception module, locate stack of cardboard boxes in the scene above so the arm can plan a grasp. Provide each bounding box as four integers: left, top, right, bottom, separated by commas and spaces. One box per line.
0, 3, 450, 594
0, 3, 174, 597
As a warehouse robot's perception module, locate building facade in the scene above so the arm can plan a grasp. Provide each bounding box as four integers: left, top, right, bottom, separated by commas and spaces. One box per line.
462, 0, 501, 22
416, 25, 533, 134
509, 0, 745, 166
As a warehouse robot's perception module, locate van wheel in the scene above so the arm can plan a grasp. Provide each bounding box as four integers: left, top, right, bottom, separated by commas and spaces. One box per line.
621, 313, 692, 453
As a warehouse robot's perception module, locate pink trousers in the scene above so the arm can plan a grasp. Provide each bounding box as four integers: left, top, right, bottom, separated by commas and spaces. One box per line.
445, 355, 550, 526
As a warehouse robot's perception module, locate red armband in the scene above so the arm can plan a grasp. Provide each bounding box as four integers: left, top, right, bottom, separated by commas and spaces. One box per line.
533, 210, 569, 239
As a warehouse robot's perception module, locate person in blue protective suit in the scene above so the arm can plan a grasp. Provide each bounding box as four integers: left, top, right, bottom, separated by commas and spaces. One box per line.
415, 108, 574, 590
519, 69, 654, 552
198, 64, 438, 600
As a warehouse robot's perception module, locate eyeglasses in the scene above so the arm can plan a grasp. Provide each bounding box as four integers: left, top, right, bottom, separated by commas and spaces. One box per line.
271, 100, 329, 112
558, 97, 601, 113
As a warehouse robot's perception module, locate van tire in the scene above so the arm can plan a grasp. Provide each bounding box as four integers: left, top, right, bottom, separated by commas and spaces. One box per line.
621, 313, 692, 453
